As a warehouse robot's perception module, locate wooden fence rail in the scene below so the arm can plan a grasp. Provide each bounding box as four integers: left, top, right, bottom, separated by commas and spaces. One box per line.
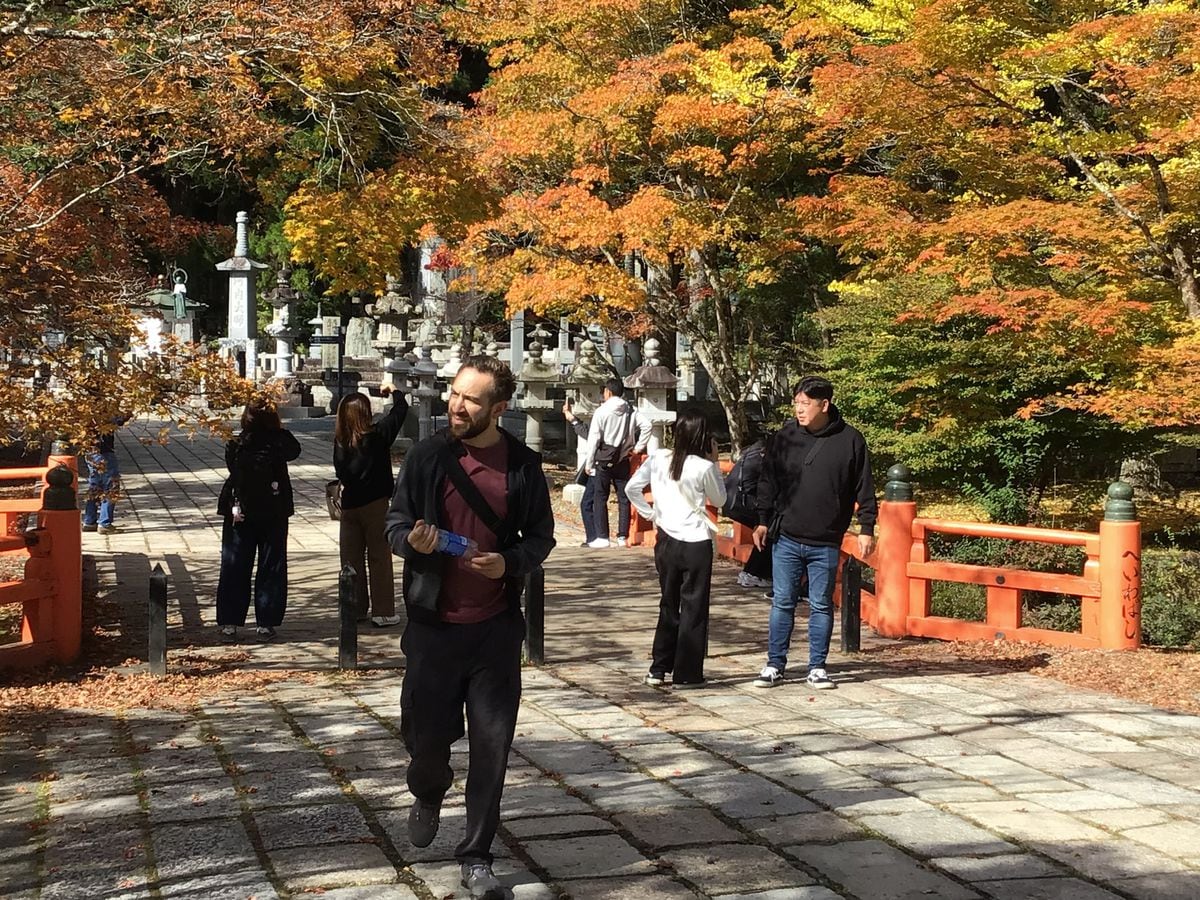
628, 456, 1141, 651
0, 455, 83, 670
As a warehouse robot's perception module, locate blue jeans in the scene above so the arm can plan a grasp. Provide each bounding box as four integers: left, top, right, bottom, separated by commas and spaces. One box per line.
580, 475, 597, 543
83, 451, 120, 527
216, 516, 289, 627
768, 536, 840, 673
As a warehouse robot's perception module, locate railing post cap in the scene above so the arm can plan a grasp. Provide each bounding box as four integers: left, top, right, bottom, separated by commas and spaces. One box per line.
1104, 481, 1137, 522
885, 463, 914, 502
42, 464, 77, 510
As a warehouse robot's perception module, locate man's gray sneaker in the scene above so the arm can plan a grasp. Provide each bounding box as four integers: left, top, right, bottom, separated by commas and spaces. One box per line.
461, 861, 507, 899
806, 668, 836, 690
407, 798, 441, 847
753, 665, 784, 688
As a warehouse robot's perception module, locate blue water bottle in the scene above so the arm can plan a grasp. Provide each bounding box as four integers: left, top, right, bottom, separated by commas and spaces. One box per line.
435, 529, 478, 560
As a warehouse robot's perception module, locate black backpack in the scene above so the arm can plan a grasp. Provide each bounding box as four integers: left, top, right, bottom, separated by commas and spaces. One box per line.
232, 438, 287, 519
722, 444, 763, 526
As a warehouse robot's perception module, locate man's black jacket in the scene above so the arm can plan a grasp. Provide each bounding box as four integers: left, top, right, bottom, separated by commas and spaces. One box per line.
384, 428, 556, 624
756, 406, 878, 547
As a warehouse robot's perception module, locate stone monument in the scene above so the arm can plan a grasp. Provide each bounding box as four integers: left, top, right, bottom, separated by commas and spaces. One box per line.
215, 211, 268, 380
265, 264, 318, 416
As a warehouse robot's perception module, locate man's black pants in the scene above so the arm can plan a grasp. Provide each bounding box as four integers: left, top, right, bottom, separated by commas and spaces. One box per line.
592, 457, 631, 540
400, 608, 525, 864
651, 532, 713, 684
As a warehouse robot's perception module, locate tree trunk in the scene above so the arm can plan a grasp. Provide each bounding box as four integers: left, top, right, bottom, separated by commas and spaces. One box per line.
687, 334, 749, 452
1171, 244, 1200, 319
644, 254, 754, 453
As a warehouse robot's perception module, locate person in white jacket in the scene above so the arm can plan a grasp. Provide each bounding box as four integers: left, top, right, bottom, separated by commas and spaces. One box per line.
625, 408, 726, 689
584, 377, 651, 548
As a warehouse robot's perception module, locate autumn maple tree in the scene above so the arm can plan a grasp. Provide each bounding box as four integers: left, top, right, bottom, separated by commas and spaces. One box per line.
1, 1, 450, 448
791, 0, 1200, 444
405, 0, 835, 448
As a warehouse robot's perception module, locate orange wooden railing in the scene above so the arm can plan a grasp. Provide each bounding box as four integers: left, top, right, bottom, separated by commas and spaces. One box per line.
834, 466, 1140, 651
627, 455, 1141, 651
0, 453, 83, 669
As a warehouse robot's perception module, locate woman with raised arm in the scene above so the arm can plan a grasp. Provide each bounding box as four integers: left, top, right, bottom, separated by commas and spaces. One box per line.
334, 389, 409, 626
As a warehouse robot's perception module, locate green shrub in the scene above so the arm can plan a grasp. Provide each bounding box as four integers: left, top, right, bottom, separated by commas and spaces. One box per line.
1140, 550, 1200, 648
931, 582, 986, 621
1022, 596, 1082, 633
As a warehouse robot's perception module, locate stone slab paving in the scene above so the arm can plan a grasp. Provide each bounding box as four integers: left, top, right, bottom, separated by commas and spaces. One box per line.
2, 420, 1200, 898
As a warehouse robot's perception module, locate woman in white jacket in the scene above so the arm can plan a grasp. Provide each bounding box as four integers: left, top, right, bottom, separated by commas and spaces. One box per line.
625, 409, 726, 688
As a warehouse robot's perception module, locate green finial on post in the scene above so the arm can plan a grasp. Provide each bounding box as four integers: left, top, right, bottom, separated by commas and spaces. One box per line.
1104, 481, 1136, 522
42, 464, 77, 511
885, 464, 913, 502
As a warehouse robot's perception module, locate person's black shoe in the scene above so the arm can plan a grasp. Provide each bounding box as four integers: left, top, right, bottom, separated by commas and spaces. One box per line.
461, 861, 507, 899
408, 798, 442, 847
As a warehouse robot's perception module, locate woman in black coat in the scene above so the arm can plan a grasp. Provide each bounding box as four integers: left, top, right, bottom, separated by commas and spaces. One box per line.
216, 396, 302, 641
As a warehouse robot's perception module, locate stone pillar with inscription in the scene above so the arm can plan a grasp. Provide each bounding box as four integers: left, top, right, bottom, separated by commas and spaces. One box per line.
215, 211, 268, 380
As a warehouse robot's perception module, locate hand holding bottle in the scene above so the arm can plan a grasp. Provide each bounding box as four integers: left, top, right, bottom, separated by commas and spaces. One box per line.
407, 519, 439, 553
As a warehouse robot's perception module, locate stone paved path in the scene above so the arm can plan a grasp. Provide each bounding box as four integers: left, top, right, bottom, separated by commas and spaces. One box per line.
3, 420, 1200, 899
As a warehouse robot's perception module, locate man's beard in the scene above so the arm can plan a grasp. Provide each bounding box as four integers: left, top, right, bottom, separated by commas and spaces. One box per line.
450, 412, 490, 440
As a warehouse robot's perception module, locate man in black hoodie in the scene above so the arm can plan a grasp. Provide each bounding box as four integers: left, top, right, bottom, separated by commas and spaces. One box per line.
752, 376, 877, 690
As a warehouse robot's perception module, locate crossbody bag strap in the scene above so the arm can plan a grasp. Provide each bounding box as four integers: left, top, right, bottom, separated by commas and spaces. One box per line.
436, 439, 508, 541
803, 437, 825, 467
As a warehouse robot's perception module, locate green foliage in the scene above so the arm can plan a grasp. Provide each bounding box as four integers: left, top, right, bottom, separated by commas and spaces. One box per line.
1140, 550, 1200, 649
823, 276, 1148, 510
931, 582, 986, 622
1022, 597, 1083, 633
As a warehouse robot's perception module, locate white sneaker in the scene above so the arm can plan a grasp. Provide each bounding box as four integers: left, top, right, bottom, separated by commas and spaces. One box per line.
371, 615, 402, 627
737, 572, 771, 588
806, 668, 836, 690
587, 538, 611, 549
615, 537, 627, 547
753, 665, 784, 688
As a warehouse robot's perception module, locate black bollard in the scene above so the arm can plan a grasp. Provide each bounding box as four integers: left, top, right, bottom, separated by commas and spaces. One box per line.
841, 555, 862, 653
149, 563, 168, 676
338, 563, 358, 670
524, 565, 545, 665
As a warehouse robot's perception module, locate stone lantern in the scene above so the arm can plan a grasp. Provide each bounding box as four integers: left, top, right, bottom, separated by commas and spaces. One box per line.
371, 274, 414, 395
266, 264, 297, 379
409, 344, 441, 441
565, 339, 612, 458
266, 263, 317, 413
624, 337, 677, 448
514, 324, 558, 453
